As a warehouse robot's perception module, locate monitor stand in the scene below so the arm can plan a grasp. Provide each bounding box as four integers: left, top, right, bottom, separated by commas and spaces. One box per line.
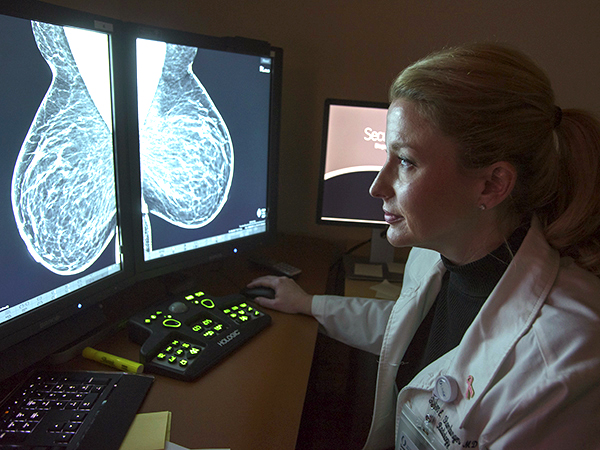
343, 228, 404, 282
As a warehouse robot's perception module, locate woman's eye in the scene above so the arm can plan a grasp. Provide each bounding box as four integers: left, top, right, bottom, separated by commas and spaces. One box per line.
398, 157, 413, 168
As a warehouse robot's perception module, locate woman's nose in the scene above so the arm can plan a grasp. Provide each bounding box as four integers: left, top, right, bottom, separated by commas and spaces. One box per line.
369, 166, 392, 199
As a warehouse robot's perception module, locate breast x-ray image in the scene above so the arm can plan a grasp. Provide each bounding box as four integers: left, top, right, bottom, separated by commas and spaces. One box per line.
11, 22, 117, 276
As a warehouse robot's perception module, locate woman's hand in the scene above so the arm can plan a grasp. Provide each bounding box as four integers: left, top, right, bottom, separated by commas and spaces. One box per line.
246, 275, 313, 316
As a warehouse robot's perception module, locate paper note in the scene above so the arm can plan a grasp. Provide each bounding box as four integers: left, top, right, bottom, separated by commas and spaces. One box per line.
119, 411, 172, 450
165, 443, 230, 450
370, 279, 402, 300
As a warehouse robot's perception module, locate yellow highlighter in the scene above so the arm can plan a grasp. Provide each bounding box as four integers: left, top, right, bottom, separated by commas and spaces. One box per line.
82, 347, 144, 374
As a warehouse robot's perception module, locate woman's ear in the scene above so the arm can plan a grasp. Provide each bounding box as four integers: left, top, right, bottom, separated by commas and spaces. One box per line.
478, 161, 517, 209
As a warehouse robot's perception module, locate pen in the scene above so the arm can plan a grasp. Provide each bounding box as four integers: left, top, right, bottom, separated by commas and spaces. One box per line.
82, 347, 144, 374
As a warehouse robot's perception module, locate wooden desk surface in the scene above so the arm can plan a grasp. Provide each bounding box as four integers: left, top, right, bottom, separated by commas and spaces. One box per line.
59, 234, 342, 450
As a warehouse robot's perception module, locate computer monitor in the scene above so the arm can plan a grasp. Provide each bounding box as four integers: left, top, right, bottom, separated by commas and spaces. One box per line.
317, 98, 388, 227
317, 99, 400, 279
126, 24, 282, 281
0, 1, 133, 381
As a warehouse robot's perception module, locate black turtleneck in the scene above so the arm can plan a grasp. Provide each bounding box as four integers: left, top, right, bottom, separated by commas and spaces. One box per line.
395, 225, 529, 391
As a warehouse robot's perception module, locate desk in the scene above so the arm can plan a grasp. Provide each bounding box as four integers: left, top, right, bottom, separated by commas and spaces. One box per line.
57, 234, 342, 450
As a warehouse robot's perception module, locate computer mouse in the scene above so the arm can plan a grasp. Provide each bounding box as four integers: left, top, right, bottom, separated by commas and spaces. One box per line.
167, 301, 189, 314
240, 286, 276, 299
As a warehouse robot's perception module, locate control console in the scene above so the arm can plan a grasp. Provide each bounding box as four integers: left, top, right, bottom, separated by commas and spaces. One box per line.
128, 289, 271, 381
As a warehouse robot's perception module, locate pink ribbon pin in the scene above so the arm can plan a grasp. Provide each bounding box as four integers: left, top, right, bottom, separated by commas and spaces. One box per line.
465, 375, 475, 400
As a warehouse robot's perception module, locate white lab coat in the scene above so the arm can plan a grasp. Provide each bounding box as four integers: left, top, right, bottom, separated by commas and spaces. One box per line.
312, 219, 600, 449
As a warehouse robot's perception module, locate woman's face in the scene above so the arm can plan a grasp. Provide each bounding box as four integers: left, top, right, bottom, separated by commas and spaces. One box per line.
370, 99, 486, 260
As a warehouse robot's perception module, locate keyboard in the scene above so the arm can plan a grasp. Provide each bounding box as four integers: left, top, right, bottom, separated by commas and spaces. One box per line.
0, 370, 153, 450
128, 289, 271, 381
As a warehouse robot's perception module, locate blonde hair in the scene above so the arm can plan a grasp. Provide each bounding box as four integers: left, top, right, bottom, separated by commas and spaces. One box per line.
390, 43, 600, 276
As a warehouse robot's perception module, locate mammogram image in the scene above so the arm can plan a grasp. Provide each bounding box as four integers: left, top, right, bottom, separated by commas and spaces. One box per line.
11, 22, 116, 276
137, 40, 234, 253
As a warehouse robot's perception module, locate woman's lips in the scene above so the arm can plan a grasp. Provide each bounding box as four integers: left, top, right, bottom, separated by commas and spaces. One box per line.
383, 210, 403, 224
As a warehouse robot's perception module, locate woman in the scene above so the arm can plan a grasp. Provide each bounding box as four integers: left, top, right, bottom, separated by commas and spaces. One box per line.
248, 43, 600, 449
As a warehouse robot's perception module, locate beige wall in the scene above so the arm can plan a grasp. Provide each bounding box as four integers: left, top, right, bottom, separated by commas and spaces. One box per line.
43, 0, 600, 245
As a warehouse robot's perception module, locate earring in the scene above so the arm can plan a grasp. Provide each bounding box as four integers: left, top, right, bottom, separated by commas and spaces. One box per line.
478, 204, 486, 211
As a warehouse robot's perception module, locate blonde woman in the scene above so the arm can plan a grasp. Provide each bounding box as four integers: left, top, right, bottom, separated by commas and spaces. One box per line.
249, 43, 600, 449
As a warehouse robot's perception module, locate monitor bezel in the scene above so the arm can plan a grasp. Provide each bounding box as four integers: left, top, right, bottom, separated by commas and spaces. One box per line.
122, 23, 282, 282
0, 0, 136, 380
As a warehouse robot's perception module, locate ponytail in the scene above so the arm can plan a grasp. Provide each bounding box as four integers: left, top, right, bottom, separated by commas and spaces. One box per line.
544, 109, 600, 276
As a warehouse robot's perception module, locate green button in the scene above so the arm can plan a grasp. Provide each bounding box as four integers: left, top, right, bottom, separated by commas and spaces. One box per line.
179, 359, 188, 367
194, 291, 205, 297
201, 299, 215, 309
168, 356, 177, 364
163, 318, 182, 328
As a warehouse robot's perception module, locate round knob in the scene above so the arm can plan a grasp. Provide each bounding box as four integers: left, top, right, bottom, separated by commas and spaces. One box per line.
434, 375, 459, 403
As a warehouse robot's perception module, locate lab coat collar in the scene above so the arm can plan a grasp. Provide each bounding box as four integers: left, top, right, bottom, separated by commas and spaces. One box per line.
407, 218, 560, 428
